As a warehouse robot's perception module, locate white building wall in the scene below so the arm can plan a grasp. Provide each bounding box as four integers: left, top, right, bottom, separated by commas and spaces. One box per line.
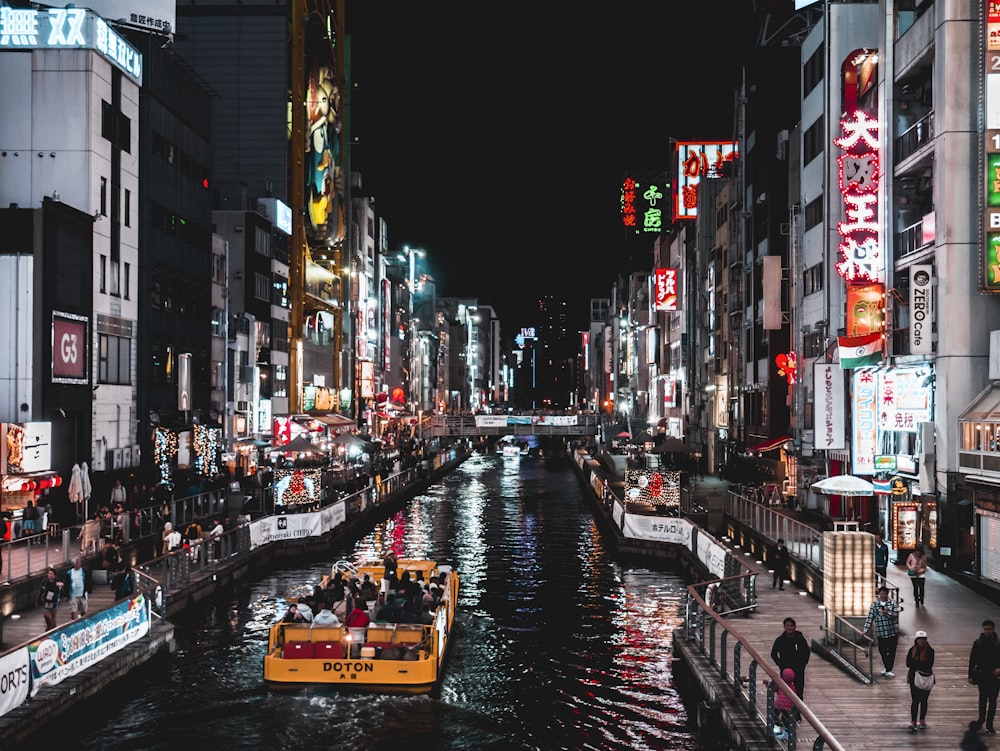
1, 45, 140, 463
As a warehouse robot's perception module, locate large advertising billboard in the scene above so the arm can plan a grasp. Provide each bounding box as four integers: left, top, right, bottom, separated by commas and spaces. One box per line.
304, 13, 345, 247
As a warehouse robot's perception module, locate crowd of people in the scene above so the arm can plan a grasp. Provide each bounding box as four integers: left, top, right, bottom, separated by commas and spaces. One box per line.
280, 552, 448, 631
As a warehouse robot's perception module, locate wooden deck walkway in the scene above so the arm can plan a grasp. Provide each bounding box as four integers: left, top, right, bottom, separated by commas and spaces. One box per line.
698, 541, 997, 749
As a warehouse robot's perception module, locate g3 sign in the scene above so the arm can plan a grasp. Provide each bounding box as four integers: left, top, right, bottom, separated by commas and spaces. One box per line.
52, 312, 88, 383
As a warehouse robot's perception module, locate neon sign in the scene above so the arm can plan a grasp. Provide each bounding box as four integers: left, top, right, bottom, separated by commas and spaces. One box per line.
0, 8, 142, 82
834, 111, 882, 282
654, 268, 678, 311
674, 142, 738, 220
622, 174, 669, 234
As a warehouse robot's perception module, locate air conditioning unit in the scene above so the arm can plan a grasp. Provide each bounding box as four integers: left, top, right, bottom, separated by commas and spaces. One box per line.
236, 400, 250, 413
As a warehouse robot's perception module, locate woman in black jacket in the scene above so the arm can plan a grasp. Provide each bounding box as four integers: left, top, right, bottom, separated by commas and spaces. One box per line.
906, 630, 936, 732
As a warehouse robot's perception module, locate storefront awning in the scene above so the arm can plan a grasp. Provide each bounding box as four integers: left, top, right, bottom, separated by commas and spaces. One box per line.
745, 435, 792, 453
960, 384, 1000, 422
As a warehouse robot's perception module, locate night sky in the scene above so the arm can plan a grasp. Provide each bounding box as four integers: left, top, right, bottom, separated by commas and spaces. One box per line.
348, 1, 762, 333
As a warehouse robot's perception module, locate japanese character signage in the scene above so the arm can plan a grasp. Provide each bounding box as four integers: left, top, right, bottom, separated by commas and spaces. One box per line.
0, 7, 142, 82
674, 142, 737, 220
814, 364, 845, 450
654, 268, 678, 311
834, 111, 883, 283
852, 365, 934, 474
621, 173, 670, 234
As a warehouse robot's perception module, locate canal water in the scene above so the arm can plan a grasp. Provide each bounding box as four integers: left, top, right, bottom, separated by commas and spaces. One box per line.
18, 451, 728, 750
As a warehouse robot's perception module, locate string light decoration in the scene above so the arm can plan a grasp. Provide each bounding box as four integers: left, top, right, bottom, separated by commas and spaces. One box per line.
193, 424, 221, 477
624, 469, 681, 508
273, 468, 323, 507
153, 426, 178, 489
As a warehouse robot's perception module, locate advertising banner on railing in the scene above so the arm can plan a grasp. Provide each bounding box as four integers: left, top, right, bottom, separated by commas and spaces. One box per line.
247, 500, 348, 549
622, 514, 693, 548
695, 529, 728, 579
0, 646, 30, 718
29, 595, 149, 696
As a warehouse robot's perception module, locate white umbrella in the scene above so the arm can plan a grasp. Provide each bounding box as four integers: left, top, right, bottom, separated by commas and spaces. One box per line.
68, 463, 84, 503
811, 475, 875, 497
80, 461, 92, 499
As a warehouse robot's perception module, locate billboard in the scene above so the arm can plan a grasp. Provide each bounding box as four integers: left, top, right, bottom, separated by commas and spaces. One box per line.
673, 142, 737, 220
51, 311, 88, 384
304, 13, 345, 246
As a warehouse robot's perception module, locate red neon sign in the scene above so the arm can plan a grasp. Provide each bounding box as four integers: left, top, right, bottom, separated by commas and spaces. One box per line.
835, 110, 883, 283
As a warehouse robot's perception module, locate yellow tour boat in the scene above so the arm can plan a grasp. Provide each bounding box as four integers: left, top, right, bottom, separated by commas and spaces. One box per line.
263, 559, 458, 694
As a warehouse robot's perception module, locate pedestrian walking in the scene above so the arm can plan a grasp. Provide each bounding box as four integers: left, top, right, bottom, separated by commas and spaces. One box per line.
771, 617, 811, 699
906, 545, 928, 607
874, 532, 889, 582
906, 630, 935, 732
969, 618, 1000, 735
36, 567, 63, 630
63, 557, 91, 620
772, 538, 790, 590
862, 586, 901, 677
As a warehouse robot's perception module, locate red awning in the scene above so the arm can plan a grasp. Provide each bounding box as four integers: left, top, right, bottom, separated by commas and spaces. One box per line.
745, 435, 792, 453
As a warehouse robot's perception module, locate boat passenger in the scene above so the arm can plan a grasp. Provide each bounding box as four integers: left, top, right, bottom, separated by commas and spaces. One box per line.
375, 593, 402, 623
344, 600, 371, 658
312, 607, 340, 626
282, 603, 307, 623
360, 574, 378, 601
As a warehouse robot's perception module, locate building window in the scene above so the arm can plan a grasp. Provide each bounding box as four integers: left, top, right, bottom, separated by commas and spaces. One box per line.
804, 195, 823, 231
254, 273, 271, 302
273, 364, 288, 398
124, 189, 131, 227
99, 254, 106, 294
98, 334, 131, 385
802, 332, 824, 359
803, 116, 825, 165
123, 262, 130, 300
804, 43, 824, 97
100, 177, 108, 216
803, 262, 824, 296
110, 260, 120, 297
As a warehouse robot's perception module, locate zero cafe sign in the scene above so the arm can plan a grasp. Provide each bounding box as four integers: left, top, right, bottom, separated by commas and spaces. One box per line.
0, 7, 142, 82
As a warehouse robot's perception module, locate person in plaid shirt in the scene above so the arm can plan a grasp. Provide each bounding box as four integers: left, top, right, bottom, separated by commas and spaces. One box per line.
863, 586, 901, 677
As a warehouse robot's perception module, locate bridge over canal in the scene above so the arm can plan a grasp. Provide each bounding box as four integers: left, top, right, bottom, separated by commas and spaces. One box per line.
426, 413, 601, 439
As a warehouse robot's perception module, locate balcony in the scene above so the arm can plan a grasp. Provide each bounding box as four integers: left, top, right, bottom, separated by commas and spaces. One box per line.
894, 111, 934, 166
894, 214, 934, 261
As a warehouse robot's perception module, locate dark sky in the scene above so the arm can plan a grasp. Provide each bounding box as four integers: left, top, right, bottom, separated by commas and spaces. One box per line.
347, 2, 761, 333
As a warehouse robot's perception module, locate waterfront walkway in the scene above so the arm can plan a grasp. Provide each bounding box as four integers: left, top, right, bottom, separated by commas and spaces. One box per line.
680, 476, 1000, 749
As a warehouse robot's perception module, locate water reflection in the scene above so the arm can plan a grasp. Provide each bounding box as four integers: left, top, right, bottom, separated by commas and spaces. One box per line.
18, 452, 706, 751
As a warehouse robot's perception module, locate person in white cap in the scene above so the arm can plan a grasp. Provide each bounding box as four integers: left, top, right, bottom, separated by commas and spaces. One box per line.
906, 630, 936, 732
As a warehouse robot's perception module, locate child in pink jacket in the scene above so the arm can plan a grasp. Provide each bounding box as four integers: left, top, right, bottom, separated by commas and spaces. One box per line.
772, 667, 797, 739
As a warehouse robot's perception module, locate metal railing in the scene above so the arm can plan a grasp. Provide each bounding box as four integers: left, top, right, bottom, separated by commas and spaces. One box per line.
821, 609, 875, 684
682, 581, 845, 751
724, 491, 824, 570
